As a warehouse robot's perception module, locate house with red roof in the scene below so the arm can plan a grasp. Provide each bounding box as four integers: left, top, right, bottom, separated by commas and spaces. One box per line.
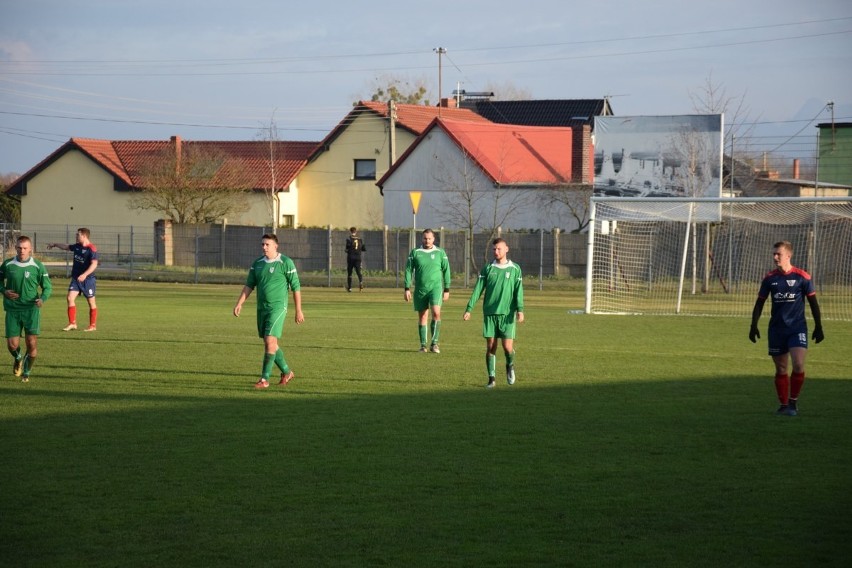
5, 136, 318, 229
297, 100, 492, 228
377, 118, 583, 231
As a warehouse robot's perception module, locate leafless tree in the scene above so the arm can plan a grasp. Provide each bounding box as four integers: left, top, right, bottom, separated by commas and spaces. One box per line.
257, 110, 281, 233
431, 146, 535, 270
536, 183, 593, 232
358, 73, 433, 106
131, 143, 251, 223
481, 79, 533, 101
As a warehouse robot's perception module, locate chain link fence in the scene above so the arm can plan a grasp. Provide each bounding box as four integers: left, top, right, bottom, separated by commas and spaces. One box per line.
14, 223, 586, 289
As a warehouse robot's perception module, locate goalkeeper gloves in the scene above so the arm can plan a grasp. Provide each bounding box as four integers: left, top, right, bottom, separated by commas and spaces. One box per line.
749, 326, 760, 343
812, 326, 824, 343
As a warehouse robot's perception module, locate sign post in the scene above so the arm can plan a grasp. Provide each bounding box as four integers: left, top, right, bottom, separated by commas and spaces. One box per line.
409, 191, 422, 251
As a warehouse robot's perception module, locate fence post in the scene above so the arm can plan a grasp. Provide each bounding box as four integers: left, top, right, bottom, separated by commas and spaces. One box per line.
395, 229, 400, 288
129, 226, 135, 280
327, 226, 333, 288
383, 225, 389, 273
464, 228, 471, 288
553, 228, 560, 278
539, 229, 544, 291
194, 225, 200, 284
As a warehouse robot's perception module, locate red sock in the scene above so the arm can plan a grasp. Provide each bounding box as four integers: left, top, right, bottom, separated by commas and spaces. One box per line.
90, 308, 98, 327
790, 372, 805, 400
774, 374, 790, 405
68, 306, 77, 324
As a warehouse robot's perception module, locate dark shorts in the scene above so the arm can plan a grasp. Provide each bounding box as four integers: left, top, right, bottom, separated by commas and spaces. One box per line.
69, 276, 96, 298
767, 326, 808, 356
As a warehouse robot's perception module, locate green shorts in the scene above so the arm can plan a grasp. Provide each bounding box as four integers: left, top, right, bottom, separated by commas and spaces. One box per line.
413, 287, 444, 312
482, 314, 516, 339
6, 308, 41, 338
257, 307, 287, 338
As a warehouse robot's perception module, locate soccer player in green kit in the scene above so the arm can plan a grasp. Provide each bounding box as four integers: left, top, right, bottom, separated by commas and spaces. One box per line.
463, 238, 524, 388
403, 229, 451, 353
1, 236, 52, 382
233, 234, 304, 389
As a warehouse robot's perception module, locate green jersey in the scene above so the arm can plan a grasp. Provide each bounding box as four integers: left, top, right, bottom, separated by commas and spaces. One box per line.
465, 260, 524, 316
245, 253, 300, 311
0, 255, 52, 312
404, 246, 451, 293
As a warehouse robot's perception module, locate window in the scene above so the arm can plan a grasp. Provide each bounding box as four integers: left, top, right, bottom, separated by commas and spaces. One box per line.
354, 159, 376, 180
280, 215, 294, 228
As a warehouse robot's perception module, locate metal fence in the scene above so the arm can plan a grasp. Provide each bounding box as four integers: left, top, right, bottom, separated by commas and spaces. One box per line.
13, 223, 586, 288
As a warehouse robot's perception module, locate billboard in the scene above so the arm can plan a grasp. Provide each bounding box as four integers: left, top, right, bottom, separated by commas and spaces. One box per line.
594, 115, 723, 198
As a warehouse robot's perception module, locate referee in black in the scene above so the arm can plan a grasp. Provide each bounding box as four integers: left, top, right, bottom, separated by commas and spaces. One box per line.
345, 227, 366, 292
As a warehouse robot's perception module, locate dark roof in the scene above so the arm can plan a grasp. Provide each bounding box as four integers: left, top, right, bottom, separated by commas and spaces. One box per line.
461, 99, 613, 128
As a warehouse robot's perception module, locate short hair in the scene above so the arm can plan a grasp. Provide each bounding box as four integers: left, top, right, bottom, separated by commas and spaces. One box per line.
349, 227, 357, 232
77, 228, 91, 237
17, 236, 32, 246
492, 237, 507, 246
773, 240, 793, 253
261, 233, 279, 244
422, 228, 435, 236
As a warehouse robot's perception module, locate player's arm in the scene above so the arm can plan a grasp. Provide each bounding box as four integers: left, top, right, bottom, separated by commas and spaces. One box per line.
233, 285, 253, 317
78, 258, 99, 281
464, 271, 487, 317
292, 290, 304, 324
749, 297, 766, 342
442, 253, 451, 300
514, 268, 524, 323
37, 263, 52, 305
403, 253, 414, 301
47, 243, 71, 251
807, 294, 824, 343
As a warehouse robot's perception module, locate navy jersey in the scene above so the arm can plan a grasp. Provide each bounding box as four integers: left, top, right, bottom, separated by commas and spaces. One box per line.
70, 243, 98, 278
757, 266, 815, 331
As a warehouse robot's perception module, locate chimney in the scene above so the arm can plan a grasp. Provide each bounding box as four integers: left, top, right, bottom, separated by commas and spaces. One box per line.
440, 97, 457, 109
170, 135, 182, 173
792, 158, 800, 180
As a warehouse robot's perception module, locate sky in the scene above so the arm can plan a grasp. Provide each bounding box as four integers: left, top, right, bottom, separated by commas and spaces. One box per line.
1, 0, 851, 176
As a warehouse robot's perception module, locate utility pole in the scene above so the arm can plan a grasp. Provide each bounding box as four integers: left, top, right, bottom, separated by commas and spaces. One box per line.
434, 47, 446, 116
388, 100, 397, 169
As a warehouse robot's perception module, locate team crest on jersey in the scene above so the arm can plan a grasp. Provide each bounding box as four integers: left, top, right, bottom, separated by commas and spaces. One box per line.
25, 271, 31, 279
269, 267, 275, 273
786, 280, 796, 287
505, 272, 510, 279
431, 253, 435, 259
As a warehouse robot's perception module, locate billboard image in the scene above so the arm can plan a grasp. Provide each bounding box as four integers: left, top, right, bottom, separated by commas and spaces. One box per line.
594, 115, 723, 198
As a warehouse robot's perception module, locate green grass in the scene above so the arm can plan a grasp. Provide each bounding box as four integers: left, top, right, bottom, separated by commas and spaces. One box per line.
1, 283, 850, 567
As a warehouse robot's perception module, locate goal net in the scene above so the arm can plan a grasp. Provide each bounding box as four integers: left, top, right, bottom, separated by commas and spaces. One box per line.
585, 197, 852, 320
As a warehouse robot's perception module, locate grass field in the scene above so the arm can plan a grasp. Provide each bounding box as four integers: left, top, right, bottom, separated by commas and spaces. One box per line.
1, 282, 850, 567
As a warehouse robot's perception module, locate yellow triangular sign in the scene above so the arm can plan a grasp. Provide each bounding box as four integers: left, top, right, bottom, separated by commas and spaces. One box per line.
409, 191, 422, 214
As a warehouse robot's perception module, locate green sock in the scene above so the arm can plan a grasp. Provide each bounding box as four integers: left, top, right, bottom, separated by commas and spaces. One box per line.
23, 354, 33, 375
486, 354, 496, 377
274, 348, 290, 374
262, 353, 275, 379
506, 349, 515, 368
12, 347, 21, 361
418, 325, 427, 347
431, 320, 441, 344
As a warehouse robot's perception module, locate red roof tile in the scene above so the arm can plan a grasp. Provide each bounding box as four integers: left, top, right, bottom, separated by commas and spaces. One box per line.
380, 118, 573, 187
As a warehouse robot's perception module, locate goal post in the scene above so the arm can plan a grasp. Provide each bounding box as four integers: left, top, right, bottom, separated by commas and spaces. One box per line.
585, 197, 852, 320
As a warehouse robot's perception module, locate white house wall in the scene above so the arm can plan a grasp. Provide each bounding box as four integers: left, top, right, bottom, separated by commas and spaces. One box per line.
382, 128, 565, 231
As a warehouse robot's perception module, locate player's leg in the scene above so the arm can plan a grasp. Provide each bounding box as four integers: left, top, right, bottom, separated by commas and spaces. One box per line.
347, 260, 354, 291
7, 316, 23, 377
82, 277, 97, 331
502, 337, 516, 385
788, 343, 808, 414
414, 293, 430, 350
355, 262, 363, 290
429, 301, 442, 351
768, 327, 793, 414
21, 333, 38, 380
64, 287, 80, 330
485, 336, 498, 388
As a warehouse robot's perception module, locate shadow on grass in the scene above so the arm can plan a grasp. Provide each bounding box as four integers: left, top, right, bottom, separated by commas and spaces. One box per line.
1, 376, 850, 568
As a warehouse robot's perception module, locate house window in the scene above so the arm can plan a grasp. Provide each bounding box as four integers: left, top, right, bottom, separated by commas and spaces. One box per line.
280, 215, 295, 228
354, 159, 376, 180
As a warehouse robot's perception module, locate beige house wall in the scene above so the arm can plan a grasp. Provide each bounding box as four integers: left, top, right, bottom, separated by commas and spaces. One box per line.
20, 149, 293, 228
297, 113, 417, 229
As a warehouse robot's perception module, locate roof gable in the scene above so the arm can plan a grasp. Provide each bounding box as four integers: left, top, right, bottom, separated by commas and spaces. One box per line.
309, 101, 492, 162
379, 118, 573, 187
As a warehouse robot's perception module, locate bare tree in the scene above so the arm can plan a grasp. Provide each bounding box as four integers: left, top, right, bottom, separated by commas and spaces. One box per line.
131, 143, 251, 223
0, 173, 21, 225
358, 73, 433, 106
257, 110, 281, 233
689, 72, 758, 188
431, 146, 535, 269
536, 183, 593, 232
481, 79, 533, 101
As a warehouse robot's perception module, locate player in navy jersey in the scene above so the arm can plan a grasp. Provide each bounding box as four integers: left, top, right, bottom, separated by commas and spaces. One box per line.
48, 228, 99, 332
749, 241, 824, 416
